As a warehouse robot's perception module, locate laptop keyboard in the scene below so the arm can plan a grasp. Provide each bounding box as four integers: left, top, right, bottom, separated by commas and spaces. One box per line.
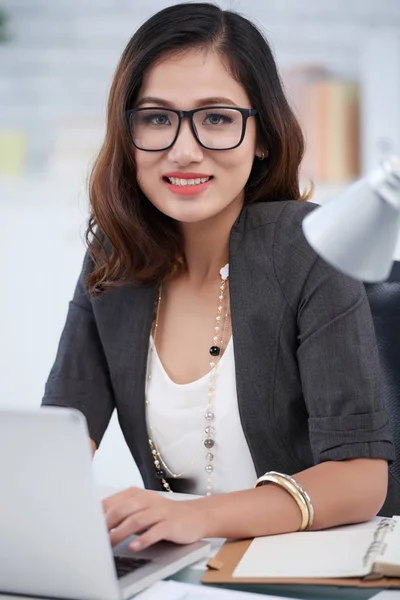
114, 555, 152, 579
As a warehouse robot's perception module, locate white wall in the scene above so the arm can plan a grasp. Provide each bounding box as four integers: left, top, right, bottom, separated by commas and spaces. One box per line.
0, 177, 143, 488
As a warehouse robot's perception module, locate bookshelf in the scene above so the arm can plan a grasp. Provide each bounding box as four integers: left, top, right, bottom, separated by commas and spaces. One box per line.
283, 29, 400, 188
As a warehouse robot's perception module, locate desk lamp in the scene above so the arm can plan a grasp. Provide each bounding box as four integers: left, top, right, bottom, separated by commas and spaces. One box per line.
302, 155, 400, 282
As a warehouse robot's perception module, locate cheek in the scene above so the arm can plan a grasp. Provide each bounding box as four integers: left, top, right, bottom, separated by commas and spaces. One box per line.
134, 153, 160, 188
218, 145, 255, 185
234, 135, 256, 182
222, 127, 257, 178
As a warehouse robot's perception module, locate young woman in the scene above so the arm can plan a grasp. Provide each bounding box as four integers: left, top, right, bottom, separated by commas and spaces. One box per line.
42, 2, 394, 552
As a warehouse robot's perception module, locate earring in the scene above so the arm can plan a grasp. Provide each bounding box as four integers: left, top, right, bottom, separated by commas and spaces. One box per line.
258, 150, 268, 161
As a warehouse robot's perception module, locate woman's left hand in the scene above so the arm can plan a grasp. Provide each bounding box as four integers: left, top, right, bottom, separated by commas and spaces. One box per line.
102, 487, 209, 551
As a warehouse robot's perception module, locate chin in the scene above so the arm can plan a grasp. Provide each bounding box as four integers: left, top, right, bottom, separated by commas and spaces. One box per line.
167, 208, 218, 225
154, 196, 223, 224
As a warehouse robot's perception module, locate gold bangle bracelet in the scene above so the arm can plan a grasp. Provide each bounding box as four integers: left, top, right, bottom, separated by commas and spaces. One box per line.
266, 472, 315, 529
254, 471, 313, 531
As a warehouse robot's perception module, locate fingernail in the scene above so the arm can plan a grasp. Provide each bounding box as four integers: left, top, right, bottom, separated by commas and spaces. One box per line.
130, 540, 140, 551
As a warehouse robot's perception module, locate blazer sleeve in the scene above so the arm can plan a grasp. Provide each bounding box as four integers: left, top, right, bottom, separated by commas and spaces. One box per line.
274, 201, 395, 465
297, 254, 395, 463
41, 252, 115, 447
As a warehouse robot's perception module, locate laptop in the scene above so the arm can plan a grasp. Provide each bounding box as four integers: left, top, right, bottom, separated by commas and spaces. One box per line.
0, 407, 210, 599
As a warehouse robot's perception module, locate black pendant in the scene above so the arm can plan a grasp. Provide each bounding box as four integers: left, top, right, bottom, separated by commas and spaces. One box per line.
155, 468, 166, 479
209, 346, 221, 356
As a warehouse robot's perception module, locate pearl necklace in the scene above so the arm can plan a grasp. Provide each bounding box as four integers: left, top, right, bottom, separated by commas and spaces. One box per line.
146, 264, 230, 496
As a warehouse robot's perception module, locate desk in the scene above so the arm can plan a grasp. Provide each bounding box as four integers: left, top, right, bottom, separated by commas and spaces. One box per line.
0, 551, 393, 600
98, 489, 395, 600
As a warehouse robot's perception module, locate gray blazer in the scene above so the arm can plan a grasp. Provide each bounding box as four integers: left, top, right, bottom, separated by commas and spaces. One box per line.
42, 200, 395, 506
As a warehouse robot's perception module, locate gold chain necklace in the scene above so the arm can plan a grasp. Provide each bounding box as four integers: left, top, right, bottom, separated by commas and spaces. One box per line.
146, 264, 230, 496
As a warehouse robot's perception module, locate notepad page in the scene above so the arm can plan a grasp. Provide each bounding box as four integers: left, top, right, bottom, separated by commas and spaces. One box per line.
233, 519, 382, 579
373, 516, 400, 576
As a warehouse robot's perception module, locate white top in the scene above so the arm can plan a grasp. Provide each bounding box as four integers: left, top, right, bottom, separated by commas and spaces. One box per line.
145, 336, 258, 495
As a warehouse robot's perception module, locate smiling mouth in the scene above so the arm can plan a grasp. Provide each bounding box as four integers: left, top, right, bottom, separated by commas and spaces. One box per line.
163, 176, 213, 187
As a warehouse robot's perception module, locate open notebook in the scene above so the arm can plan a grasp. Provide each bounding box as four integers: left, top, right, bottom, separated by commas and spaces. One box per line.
203, 516, 400, 588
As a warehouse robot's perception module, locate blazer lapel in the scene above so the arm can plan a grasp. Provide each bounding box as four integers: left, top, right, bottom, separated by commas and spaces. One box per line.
229, 214, 294, 476
96, 282, 162, 489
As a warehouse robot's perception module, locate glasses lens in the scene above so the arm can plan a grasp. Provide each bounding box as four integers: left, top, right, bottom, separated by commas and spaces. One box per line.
130, 109, 179, 150
193, 108, 243, 149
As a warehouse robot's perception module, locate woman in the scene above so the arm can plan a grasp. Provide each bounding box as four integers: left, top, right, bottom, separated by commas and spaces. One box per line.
42, 2, 394, 552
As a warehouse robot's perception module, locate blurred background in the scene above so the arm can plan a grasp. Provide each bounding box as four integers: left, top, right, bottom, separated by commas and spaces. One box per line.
1, 0, 399, 488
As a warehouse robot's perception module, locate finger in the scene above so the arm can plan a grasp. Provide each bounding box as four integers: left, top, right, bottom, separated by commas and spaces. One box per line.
105, 490, 162, 530
129, 522, 168, 552
105, 497, 145, 531
109, 509, 162, 547
102, 487, 140, 512
103, 487, 159, 512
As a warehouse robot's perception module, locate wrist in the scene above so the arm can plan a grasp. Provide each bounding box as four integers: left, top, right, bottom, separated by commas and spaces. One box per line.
193, 495, 224, 538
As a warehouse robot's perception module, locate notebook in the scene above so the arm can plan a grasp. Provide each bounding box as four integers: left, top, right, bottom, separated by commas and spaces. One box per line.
203, 516, 400, 588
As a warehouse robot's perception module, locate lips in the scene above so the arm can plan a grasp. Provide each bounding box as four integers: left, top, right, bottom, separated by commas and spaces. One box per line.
163, 172, 212, 179
163, 175, 213, 196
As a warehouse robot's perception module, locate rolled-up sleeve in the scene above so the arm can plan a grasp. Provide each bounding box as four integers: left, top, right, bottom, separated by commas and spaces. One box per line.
296, 254, 395, 464
41, 252, 115, 447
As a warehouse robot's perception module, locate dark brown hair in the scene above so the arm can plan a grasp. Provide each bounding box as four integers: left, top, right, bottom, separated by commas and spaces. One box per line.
85, 2, 310, 295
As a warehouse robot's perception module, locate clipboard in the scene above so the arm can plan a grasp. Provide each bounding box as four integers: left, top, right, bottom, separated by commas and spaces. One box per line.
202, 539, 400, 588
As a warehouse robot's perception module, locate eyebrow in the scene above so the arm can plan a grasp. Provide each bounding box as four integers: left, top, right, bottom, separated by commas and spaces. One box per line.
136, 96, 239, 108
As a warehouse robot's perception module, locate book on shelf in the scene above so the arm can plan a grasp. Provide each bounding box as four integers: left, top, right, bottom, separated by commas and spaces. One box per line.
283, 66, 360, 184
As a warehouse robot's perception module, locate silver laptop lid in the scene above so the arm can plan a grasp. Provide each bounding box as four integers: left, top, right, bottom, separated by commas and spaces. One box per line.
0, 407, 121, 600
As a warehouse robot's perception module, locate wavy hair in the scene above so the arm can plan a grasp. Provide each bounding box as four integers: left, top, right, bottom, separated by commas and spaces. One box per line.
85, 2, 311, 294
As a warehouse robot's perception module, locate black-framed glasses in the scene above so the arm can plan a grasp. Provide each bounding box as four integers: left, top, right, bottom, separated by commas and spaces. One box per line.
125, 106, 258, 152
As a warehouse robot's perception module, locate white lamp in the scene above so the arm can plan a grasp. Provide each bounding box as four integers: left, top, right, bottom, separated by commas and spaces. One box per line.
302, 155, 400, 282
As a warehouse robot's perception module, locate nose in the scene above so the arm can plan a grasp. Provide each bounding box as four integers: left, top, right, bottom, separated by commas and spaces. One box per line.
167, 117, 204, 165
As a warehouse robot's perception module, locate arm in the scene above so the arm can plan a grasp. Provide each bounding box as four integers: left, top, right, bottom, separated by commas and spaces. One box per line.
42, 252, 115, 449
103, 457, 388, 550
198, 457, 388, 539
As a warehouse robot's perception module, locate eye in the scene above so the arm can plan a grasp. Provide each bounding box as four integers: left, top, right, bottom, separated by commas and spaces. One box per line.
142, 113, 172, 126
154, 114, 170, 125
203, 112, 234, 126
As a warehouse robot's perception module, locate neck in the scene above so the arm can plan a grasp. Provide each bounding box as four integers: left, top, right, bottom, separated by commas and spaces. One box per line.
178, 196, 243, 286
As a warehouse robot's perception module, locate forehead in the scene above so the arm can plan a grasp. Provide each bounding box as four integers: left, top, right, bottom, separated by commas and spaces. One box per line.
137, 49, 251, 108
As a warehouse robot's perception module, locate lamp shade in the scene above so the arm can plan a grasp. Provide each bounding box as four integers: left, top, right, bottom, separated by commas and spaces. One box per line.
302, 155, 400, 282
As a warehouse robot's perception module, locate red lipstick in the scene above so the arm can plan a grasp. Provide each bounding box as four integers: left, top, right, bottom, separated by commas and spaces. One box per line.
162, 172, 213, 196
163, 172, 212, 179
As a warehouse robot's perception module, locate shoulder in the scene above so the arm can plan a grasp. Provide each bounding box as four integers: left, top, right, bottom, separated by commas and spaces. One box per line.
234, 199, 319, 236
239, 200, 368, 316
235, 199, 319, 269
234, 200, 355, 311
